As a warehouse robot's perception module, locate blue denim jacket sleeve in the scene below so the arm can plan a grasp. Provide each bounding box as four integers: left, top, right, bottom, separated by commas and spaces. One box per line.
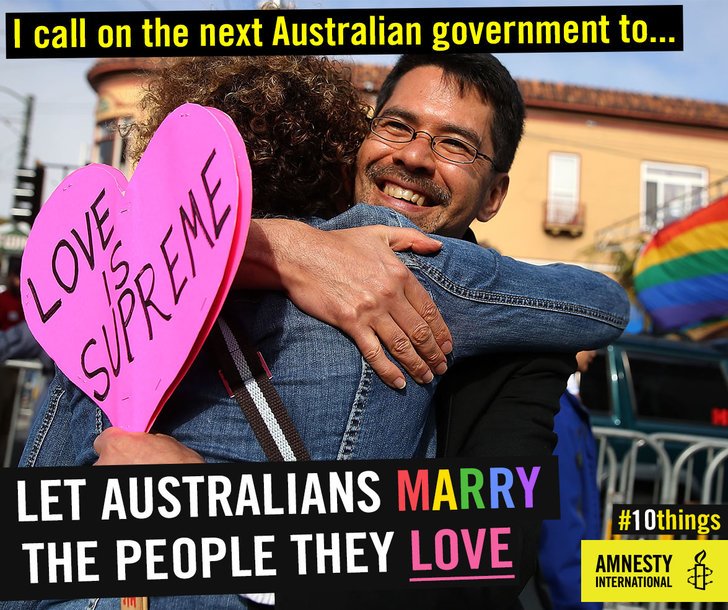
318, 204, 630, 355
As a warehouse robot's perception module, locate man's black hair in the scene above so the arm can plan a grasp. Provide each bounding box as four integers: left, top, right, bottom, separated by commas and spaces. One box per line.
374, 54, 525, 172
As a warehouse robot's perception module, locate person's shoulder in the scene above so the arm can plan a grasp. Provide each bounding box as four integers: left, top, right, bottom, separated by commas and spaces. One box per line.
320, 203, 419, 231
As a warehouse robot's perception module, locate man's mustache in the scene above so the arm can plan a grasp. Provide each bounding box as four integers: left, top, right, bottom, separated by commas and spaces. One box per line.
365, 165, 451, 208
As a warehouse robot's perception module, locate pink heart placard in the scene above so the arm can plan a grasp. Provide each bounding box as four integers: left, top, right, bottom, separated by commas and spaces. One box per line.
21, 103, 253, 432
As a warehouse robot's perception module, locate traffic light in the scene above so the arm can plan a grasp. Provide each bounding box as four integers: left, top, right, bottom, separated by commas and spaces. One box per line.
11, 162, 45, 225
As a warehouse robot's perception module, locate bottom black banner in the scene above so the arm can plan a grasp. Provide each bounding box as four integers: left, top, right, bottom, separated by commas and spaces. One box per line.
0, 457, 557, 600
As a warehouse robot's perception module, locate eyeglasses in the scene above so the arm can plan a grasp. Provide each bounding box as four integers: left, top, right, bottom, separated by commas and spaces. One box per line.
370, 116, 502, 170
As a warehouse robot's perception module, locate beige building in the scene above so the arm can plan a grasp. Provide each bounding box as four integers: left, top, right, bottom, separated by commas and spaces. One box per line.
492, 81, 728, 272
87, 58, 728, 273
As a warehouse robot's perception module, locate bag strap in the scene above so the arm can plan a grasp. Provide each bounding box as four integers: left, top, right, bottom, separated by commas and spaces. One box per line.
118, 316, 296, 610
209, 313, 310, 462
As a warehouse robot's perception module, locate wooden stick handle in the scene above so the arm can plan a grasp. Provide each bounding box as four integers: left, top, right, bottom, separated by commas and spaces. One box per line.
120, 598, 148, 610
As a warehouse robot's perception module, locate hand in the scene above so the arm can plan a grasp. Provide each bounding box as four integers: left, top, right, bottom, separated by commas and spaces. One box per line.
93, 427, 205, 465
237, 220, 453, 388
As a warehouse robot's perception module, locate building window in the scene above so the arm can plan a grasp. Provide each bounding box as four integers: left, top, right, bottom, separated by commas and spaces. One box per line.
93, 117, 132, 176
641, 162, 707, 231
544, 152, 583, 235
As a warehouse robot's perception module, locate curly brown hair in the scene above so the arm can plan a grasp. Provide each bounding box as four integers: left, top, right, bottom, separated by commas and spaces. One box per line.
133, 56, 369, 218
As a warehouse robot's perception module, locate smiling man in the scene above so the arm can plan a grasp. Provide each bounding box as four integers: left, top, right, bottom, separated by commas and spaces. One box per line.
227, 54, 537, 395
278, 53, 579, 610
355, 64, 511, 238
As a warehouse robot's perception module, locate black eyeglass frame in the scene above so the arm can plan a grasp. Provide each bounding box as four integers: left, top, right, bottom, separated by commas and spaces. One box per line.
369, 116, 503, 171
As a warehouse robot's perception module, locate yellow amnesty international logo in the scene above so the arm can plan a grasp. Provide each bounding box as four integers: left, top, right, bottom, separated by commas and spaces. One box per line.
582, 540, 727, 602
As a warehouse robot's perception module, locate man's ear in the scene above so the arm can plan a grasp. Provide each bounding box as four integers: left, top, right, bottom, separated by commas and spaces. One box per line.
476, 173, 510, 223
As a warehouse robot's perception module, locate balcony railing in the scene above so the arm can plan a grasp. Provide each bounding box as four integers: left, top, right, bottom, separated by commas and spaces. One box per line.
543, 199, 586, 237
593, 175, 728, 252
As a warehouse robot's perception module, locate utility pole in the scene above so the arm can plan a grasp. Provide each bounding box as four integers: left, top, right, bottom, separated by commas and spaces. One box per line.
17, 94, 34, 170
1, 87, 39, 228
0, 86, 34, 170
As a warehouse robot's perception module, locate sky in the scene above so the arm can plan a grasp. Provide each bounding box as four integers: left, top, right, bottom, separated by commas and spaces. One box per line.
1, 0, 727, 218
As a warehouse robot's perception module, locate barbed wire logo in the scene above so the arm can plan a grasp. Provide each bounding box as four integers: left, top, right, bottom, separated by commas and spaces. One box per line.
688, 550, 714, 590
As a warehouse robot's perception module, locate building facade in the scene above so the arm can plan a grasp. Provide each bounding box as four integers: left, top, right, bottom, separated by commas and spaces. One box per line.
86, 57, 728, 273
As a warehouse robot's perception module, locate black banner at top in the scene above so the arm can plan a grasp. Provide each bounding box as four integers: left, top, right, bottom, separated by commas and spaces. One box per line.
6, 5, 683, 59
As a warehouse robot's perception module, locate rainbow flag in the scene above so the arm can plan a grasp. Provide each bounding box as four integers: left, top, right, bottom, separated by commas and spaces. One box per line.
633, 194, 728, 334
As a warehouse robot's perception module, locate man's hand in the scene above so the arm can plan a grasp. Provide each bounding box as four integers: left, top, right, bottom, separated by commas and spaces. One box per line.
237, 219, 453, 389
93, 427, 205, 465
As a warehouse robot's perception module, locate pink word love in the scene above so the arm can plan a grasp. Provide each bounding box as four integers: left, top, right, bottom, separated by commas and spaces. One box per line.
411, 528, 513, 575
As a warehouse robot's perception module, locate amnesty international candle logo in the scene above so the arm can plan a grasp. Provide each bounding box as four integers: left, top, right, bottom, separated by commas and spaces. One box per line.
688, 550, 714, 591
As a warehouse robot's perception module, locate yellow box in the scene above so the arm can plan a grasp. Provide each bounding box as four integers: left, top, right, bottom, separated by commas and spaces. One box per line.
582, 540, 728, 602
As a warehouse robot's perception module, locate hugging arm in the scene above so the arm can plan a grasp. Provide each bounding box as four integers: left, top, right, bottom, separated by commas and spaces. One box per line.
234, 218, 453, 388
235, 210, 628, 386
325, 205, 630, 357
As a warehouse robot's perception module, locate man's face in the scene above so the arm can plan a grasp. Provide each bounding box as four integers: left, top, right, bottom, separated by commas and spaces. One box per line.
354, 66, 510, 238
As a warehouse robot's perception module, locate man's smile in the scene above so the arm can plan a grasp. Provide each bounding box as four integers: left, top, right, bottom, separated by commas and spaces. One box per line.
364, 164, 450, 215
382, 182, 428, 206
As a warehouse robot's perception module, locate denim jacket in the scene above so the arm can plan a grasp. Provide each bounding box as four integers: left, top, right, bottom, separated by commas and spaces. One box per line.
19, 204, 629, 468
